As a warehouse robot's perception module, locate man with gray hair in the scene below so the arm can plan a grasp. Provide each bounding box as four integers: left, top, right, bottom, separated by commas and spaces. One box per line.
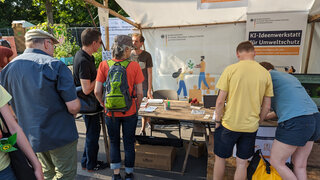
95, 35, 144, 180
0, 29, 80, 179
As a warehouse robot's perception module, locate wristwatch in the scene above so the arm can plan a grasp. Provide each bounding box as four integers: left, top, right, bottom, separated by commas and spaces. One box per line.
215, 120, 221, 123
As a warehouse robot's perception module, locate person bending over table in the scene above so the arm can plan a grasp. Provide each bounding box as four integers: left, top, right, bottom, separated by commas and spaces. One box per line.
214, 41, 273, 180
260, 62, 320, 180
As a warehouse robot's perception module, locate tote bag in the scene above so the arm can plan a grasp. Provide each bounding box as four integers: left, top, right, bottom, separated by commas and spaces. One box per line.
247, 149, 282, 180
0, 113, 36, 180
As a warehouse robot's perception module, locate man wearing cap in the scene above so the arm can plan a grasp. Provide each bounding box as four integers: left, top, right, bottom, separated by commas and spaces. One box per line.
95, 35, 144, 180
0, 29, 81, 179
73, 28, 108, 172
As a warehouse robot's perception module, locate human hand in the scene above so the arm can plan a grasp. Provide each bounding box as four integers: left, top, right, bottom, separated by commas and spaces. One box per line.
215, 122, 221, 129
34, 166, 44, 180
147, 90, 153, 99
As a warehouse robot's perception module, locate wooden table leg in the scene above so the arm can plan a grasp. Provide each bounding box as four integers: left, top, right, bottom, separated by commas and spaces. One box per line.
100, 113, 110, 164
181, 128, 194, 175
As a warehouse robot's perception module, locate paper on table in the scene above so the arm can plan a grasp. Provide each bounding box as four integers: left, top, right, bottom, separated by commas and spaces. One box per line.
212, 110, 216, 121
144, 106, 158, 112
148, 99, 164, 104
191, 109, 205, 115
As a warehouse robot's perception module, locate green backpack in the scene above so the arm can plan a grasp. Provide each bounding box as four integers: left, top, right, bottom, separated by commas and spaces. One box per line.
104, 60, 132, 112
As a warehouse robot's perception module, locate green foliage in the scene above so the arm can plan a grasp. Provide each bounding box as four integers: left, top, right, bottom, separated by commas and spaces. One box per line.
0, 0, 45, 28
29, 22, 80, 58
1, 0, 128, 28
93, 47, 103, 69
55, 40, 80, 59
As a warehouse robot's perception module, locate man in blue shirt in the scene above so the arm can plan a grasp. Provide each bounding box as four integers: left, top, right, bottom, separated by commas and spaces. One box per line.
260, 62, 320, 180
0, 29, 81, 179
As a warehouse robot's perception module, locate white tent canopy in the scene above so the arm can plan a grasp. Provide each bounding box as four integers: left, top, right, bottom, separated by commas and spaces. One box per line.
110, 0, 320, 93
115, 0, 318, 28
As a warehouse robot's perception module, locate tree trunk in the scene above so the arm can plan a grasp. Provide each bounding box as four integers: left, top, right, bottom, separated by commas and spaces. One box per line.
45, 0, 54, 34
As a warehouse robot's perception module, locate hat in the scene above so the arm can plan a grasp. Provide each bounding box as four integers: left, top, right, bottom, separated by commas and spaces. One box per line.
113, 35, 133, 48
25, 29, 59, 44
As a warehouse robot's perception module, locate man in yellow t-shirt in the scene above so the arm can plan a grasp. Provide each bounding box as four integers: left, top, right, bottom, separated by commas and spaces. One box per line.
213, 41, 273, 180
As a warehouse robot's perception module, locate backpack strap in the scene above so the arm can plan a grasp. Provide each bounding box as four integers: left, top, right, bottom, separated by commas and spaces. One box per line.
107, 59, 131, 69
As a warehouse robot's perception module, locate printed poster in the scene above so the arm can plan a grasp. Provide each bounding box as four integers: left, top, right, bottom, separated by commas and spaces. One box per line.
100, 18, 134, 60
142, 23, 246, 99
247, 12, 308, 72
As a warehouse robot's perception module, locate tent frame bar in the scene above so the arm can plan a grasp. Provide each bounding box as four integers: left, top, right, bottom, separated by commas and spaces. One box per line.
83, 0, 140, 29
140, 21, 246, 30
309, 14, 320, 23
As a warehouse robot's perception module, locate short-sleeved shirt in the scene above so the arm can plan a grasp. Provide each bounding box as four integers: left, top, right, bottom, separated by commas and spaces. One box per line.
200, 61, 206, 72
130, 51, 152, 90
216, 60, 274, 133
73, 49, 97, 86
0, 85, 11, 171
0, 48, 78, 152
270, 70, 319, 123
96, 59, 144, 117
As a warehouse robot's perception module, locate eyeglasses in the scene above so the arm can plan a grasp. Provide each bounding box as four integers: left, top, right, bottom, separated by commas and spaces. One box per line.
46, 40, 55, 48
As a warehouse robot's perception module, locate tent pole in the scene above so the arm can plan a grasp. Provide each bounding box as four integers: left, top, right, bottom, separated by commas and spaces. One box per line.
104, 0, 110, 51
141, 20, 246, 29
84, 0, 139, 29
304, 22, 315, 74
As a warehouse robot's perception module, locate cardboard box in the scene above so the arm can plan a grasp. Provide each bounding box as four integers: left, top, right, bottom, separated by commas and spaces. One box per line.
135, 144, 176, 171
184, 141, 206, 158
308, 142, 320, 168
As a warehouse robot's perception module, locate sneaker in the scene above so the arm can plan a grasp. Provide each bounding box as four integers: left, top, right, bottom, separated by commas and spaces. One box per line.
87, 161, 109, 172
112, 174, 122, 180
125, 173, 134, 180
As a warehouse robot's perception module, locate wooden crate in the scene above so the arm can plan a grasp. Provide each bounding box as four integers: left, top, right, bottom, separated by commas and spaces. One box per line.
307, 142, 320, 168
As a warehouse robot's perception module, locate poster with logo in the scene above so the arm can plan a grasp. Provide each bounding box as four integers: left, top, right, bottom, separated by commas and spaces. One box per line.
247, 12, 308, 72
143, 23, 246, 99
197, 0, 248, 9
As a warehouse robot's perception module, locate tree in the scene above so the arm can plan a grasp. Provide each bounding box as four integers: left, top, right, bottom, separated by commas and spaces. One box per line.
0, 0, 45, 28
0, 0, 128, 28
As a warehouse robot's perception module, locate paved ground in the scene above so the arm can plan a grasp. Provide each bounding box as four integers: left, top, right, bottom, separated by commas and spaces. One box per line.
75, 116, 208, 180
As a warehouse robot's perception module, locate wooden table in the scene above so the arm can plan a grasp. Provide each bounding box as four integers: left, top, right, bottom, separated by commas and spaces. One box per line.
138, 100, 215, 175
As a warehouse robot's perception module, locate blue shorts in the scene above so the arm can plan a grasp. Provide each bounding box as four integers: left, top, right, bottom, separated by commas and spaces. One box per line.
276, 112, 320, 146
214, 125, 257, 159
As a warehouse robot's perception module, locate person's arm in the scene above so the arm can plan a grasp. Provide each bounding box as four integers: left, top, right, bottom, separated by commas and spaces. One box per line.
265, 111, 277, 120
136, 83, 143, 111
94, 81, 104, 107
259, 96, 271, 123
0, 104, 44, 180
65, 98, 80, 115
147, 67, 153, 99
214, 90, 228, 128
80, 79, 96, 95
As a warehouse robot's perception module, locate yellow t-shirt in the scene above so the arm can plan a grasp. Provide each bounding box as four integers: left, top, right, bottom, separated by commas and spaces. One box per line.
0, 85, 12, 171
200, 61, 206, 72
216, 60, 273, 132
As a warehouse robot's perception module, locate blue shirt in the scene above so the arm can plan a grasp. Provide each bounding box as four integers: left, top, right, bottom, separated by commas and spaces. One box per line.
0, 48, 78, 152
270, 70, 318, 123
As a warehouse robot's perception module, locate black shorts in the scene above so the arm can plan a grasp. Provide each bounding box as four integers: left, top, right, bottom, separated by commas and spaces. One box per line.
214, 125, 257, 159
